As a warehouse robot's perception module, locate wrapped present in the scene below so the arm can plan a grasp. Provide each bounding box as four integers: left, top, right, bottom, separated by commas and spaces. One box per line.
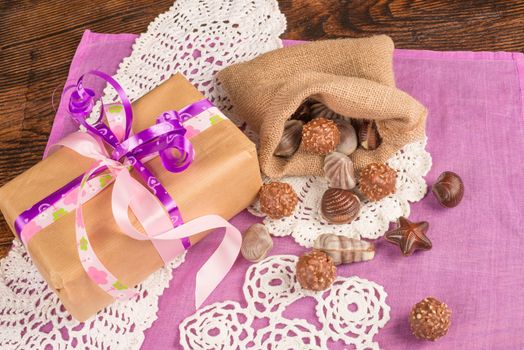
0, 73, 262, 321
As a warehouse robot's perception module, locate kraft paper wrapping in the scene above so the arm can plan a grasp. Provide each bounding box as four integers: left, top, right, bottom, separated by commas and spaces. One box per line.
0, 74, 262, 321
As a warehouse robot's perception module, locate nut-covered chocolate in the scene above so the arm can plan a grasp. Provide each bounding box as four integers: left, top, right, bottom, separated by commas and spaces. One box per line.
357, 119, 381, 150
432, 171, 464, 208
301, 117, 341, 155
320, 188, 361, 224
273, 120, 304, 158
410, 297, 452, 341
358, 163, 397, 201
296, 250, 337, 291
259, 182, 298, 219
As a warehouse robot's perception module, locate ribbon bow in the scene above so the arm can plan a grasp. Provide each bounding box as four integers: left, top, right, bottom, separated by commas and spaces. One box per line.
16, 71, 241, 309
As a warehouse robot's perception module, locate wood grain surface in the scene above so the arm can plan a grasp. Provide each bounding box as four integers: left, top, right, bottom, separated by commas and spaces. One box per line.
0, 0, 523, 258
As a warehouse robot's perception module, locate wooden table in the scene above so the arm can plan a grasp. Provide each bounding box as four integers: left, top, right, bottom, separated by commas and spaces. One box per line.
1, 0, 523, 258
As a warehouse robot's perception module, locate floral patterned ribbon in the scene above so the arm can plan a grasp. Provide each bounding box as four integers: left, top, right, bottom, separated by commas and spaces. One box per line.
14, 71, 242, 309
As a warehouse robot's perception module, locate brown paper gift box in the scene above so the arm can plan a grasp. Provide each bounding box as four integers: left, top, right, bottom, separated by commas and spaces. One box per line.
0, 73, 262, 321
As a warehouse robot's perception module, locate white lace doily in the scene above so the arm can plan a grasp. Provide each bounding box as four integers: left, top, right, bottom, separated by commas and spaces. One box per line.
180, 255, 391, 349
249, 139, 432, 247
0, 240, 186, 349
0, 1, 286, 349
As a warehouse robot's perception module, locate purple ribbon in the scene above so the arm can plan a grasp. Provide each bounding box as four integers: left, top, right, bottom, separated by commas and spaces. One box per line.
15, 71, 214, 250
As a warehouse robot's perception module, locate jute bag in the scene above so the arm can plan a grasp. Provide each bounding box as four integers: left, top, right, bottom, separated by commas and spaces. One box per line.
218, 35, 427, 178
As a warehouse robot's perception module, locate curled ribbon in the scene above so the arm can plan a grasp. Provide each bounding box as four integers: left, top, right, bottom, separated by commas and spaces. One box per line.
15, 71, 242, 309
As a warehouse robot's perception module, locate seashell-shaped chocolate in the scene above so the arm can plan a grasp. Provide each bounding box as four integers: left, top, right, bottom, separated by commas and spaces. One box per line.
320, 188, 361, 224
432, 171, 464, 208
313, 234, 375, 265
241, 223, 273, 262
290, 100, 314, 122
358, 119, 381, 150
335, 121, 358, 155
310, 101, 344, 121
323, 152, 357, 190
273, 120, 304, 158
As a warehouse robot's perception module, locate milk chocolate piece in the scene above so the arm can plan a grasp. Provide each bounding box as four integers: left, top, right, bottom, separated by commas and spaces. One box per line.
273, 120, 303, 158
410, 297, 452, 341
358, 163, 396, 201
241, 223, 273, 263
259, 182, 298, 219
296, 250, 336, 291
290, 99, 313, 122
335, 121, 358, 155
310, 101, 344, 121
313, 234, 375, 265
323, 152, 357, 190
358, 119, 381, 150
320, 188, 360, 224
301, 117, 340, 155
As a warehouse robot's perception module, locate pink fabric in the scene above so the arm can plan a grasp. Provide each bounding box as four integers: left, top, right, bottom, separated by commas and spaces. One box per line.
46, 31, 524, 349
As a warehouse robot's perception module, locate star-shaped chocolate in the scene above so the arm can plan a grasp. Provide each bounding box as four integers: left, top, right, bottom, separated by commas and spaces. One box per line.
385, 217, 431, 256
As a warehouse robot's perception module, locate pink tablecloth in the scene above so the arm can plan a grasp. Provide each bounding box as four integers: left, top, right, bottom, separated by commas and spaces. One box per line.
46, 30, 524, 349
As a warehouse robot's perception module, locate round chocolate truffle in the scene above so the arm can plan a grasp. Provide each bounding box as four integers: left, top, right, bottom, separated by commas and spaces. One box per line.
296, 250, 337, 291
410, 297, 452, 341
301, 117, 341, 155
358, 163, 397, 201
259, 182, 298, 219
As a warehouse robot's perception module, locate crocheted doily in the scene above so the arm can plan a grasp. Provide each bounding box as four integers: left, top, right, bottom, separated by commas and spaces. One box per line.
0, 240, 186, 349
179, 255, 390, 349
249, 139, 432, 247
0, 0, 286, 349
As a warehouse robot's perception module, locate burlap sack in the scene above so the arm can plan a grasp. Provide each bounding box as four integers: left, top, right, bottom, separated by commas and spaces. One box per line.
218, 35, 427, 178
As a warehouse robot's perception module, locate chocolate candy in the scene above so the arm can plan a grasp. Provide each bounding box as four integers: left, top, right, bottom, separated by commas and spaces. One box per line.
335, 121, 358, 155
357, 119, 381, 150
323, 152, 357, 190
432, 171, 464, 208
410, 297, 452, 341
241, 223, 273, 263
296, 250, 337, 291
259, 182, 298, 219
301, 117, 341, 155
313, 234, 375, 265
273, 120, 303, 158
320, 188, 361, 224
384, 217, 431, 256
310, 101, 344, 121
358, 163, 396, 201
290, 99, 314, 122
